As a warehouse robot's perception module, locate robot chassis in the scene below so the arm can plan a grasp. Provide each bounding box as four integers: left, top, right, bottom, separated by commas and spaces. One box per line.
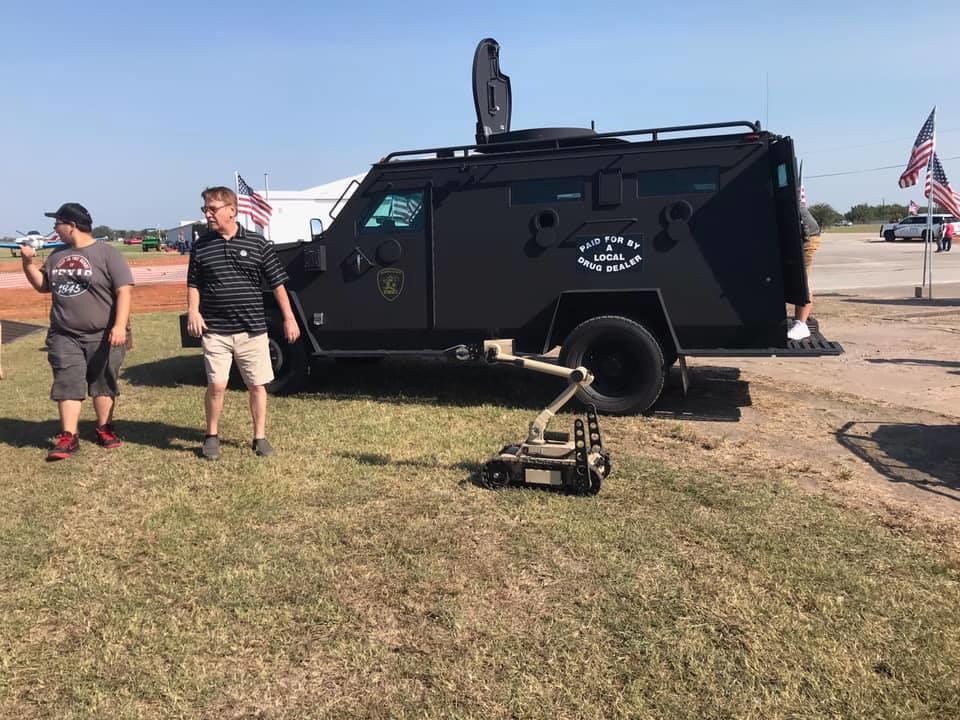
468, 340, 612, 495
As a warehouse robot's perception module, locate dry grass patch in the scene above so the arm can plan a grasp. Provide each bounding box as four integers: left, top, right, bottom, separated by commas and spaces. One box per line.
0, 313, 958, 719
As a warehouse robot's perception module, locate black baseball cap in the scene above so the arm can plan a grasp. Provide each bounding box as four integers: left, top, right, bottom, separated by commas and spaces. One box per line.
44, 203, 93, 229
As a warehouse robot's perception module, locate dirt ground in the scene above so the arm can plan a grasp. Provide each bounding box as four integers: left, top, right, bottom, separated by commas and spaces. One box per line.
0, 256, 187, 319
660, 285, 960, 544
2, 257, 957, 542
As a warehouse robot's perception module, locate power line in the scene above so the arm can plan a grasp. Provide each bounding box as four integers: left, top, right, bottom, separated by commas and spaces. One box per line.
806, 154, 960, 179
802, 127, 960, 155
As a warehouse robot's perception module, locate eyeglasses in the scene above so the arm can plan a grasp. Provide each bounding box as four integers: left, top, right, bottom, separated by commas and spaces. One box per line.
201, 204, 230, 215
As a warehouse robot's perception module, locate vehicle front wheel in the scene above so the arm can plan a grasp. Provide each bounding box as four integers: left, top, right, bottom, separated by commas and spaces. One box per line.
884, 230, 896, 242
265, 324, 308, 395
559, 315, 667, 415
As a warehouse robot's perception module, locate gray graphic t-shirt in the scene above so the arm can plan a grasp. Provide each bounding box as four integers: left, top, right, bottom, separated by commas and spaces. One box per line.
42, 242, 135, 339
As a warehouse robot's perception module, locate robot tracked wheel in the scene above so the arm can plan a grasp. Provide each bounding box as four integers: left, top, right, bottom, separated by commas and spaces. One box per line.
479, 340, 611, 495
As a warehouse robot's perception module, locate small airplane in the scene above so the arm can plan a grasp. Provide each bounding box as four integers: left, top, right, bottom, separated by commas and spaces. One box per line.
1, 230, 65, 256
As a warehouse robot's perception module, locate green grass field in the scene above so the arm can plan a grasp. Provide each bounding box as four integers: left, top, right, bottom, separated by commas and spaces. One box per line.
0, 242, 178, 266
823, 224, 883, 234
0, 313, 957, 719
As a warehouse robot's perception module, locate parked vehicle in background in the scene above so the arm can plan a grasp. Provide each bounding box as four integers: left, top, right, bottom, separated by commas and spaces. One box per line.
141, 229, 162, 251
880, 214, 959, 242
123, 237, 143, 245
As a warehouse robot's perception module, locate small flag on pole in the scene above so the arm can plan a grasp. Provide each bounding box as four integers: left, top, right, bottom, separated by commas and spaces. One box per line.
237, 174, 273, 228
898, 107, 936, 188
924, 153, 960, 218
908, 200, 919, 215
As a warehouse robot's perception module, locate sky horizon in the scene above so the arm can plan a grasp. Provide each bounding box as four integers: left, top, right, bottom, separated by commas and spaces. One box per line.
3, 0, 958, 235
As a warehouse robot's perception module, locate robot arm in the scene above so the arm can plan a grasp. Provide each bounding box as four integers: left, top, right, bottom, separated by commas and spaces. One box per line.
482, 340, 593, 445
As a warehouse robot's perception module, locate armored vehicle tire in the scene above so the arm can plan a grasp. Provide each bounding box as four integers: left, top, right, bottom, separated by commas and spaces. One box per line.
884, 230, 896, 242
265, 325, 308, 395
559, 315, 666, 415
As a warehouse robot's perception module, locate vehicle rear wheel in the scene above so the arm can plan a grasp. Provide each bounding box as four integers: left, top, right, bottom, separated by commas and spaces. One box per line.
884, 230, 896, 242
265, 324, 308, 395
559, 315, 667, 415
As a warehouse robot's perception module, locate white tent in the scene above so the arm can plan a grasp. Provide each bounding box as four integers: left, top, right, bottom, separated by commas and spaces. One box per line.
262, 172, 367, 243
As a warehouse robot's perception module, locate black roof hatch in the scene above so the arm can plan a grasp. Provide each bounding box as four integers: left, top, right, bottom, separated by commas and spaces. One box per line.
472, 37, 596, 147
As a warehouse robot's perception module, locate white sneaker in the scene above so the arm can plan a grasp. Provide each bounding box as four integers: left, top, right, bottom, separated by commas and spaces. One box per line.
787, 319, 811, 341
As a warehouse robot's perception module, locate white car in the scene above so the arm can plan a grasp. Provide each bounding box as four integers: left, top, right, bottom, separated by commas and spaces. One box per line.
880, 214, 959, 242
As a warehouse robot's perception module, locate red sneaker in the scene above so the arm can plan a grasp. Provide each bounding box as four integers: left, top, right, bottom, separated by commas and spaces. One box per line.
48, 432, 79, 461
95, 424, 123, 449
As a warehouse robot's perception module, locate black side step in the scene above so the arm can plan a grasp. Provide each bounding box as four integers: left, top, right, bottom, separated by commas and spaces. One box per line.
682, 320, 844, 358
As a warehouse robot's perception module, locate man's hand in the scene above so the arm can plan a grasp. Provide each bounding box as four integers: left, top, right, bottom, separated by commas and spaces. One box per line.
283, 316, 300, 343
20, 246, 36, 263
109, 325, 127, 347
186, 310, 207, 338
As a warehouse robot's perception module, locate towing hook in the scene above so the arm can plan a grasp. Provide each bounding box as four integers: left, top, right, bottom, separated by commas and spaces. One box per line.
444, 344, 474, 361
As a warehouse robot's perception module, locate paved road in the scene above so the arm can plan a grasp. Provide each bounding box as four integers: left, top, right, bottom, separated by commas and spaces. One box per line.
813, 232, 960, 291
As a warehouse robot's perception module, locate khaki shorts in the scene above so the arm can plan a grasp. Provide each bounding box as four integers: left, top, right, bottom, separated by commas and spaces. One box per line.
201, 331, 274, 387
803, 234, 822, 279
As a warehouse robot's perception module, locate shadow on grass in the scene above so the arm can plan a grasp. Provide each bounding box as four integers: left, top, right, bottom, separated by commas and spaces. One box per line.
122, 354, 205, 388
336, 449, 491, 490
865, 358, 960, 376
841, 297, 960, 308
865, 358, 960, 367
837, 421, 960, 501
120, 356, 752, 420
0, 417, 207, 452
336, 450, 611, 496
337, 450, 479, 473
652, 365, 750, 422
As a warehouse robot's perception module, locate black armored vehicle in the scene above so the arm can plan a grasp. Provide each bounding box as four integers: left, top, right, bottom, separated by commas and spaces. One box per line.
194, 38, 842, 414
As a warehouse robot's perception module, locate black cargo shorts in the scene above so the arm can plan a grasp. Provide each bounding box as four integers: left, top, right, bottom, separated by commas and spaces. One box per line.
46, 331, 126, 401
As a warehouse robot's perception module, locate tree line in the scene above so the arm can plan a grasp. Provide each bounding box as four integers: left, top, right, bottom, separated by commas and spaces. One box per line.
807, 203, 951, 229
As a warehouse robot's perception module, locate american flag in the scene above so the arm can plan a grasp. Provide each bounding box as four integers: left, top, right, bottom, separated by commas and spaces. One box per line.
924, 153, 960, 218
237, 174, 273, 228
908, 200, 919, 215
898, 107, 936, 188
390, 194, 422, 225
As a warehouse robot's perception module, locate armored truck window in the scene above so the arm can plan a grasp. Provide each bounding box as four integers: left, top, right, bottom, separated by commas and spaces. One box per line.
636, 167, 719, 196
776, 163, 789, 188
360, 191, 425, 233
511, 178, 584, 205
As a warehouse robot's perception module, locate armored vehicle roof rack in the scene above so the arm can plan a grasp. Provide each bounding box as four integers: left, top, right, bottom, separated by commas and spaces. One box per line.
382, 119, 764, 163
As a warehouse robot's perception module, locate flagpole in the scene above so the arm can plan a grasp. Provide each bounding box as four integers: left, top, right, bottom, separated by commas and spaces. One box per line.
926, 156, 934, 300
234, 171, 245, 231
264, 172, 271, 242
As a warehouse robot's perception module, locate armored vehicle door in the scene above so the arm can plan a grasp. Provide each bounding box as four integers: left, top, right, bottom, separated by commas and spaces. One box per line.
324, 181, 432, 331
770, 137, 809, 306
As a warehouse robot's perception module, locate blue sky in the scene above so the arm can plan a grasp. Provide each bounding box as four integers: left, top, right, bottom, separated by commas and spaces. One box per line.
2, 0, 958, 235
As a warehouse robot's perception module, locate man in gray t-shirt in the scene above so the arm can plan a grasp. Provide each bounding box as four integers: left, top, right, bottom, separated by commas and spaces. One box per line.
20, 203, 134, 461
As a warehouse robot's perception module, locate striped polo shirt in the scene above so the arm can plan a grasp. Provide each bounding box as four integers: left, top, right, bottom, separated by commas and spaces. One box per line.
187, 225, 289, 334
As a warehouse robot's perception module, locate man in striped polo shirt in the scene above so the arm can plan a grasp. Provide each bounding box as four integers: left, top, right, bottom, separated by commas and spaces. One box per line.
185, 187, 300, 460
